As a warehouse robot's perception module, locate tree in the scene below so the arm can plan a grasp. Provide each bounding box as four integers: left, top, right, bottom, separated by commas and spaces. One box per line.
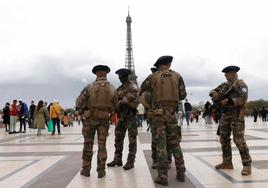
65, 108, 75, 114
245, 99, 268, 116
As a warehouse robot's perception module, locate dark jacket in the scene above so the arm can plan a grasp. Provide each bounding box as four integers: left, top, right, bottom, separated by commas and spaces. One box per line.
29, 104, 36, 117
184, 102, 192, 112
2, 106, 10, 124
260, 108, 267, 117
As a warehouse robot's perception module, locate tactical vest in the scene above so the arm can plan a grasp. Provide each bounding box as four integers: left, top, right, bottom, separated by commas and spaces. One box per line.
151, 70, 179, 108
117, 81, 138, 117
88, 80, 115, 119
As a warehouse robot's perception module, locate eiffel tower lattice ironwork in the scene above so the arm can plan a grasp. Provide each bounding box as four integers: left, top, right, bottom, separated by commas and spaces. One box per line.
125, 9, 137, 83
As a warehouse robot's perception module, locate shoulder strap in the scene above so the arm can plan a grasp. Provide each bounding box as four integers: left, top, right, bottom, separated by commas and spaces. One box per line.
51, 105, 57, 113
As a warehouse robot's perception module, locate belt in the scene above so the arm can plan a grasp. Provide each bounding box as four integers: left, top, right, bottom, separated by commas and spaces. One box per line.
149, 108, 175, 116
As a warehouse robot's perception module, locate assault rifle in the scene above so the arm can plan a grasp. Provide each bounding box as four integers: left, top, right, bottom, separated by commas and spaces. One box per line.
208, 80, 238, 114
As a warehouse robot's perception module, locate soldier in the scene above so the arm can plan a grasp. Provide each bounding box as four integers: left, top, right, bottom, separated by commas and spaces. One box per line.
209, 65, 252, 175
140, 67, 173, 170
107, 68, 139, 170
142, 56, 187, 186
140, 67, 158, 169
139, 67, 158, 95
76, 65, 117, 178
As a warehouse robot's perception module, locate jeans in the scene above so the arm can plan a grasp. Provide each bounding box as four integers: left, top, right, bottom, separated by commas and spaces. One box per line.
10, 116, 17, 132
137, 114, 144, 127
52, 118, 61, 134
185, 111, 190, 125
205, 115, 212, 124
19, 116, 27, 132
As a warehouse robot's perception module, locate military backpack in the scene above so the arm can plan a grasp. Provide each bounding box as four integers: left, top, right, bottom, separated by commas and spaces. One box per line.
88, 80, 115, 119
151, 70, 179, 107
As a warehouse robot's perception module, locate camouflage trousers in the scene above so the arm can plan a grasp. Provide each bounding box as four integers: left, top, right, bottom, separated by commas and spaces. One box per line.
113, 116, 138, 163
220, 110, 252, 166
152, 113, 185, 178
150, 120, 172, 164
82, 119, 109, 173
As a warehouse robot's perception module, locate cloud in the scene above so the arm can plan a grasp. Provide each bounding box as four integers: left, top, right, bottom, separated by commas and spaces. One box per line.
1, 0, 268, 107
0, 52, 268, 108
0, 53, 123, 107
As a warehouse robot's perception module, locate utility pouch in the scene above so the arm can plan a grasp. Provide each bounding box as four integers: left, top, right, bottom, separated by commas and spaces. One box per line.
83, 110, 92, 119
95, 110, 110, 120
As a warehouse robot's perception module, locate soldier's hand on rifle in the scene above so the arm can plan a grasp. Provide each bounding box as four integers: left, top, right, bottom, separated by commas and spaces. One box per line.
220, 98, 228, 107
118, 98, 127, 107
120, 97, 128, 104
209, 91, 220, 101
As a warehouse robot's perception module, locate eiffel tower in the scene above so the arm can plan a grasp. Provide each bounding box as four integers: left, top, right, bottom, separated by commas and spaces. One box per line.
125, 8, 137, 84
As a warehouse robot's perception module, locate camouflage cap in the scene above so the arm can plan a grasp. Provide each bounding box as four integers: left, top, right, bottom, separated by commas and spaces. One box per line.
154, 55, 173, 68
115, 68, 131, 77
92, 65, 111, 74
222, 65, 240, 73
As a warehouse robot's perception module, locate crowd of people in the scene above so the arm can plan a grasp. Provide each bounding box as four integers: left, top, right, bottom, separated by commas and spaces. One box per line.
251, 107, 268, 122
1, 99, 80, 136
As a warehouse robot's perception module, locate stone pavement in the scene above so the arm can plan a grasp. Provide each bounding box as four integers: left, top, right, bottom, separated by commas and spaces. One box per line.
0, 117, 268, 188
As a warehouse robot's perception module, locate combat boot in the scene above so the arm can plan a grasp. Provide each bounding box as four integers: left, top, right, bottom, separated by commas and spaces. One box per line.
123, 161, 134, 170
98, 171, 106, 178
107, 160, 123, 167
215, 162, 233, 169
176, 172, 185, 182
176, 166, 186, 182
151, 162, 157, 169
241, 165, 251, 176
154, 176, 168, 186
80, 169, 90, 177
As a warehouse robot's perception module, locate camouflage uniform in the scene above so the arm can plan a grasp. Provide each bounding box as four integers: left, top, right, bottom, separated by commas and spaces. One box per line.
142, 67, 187, 184
139, 73, 172, 168
211, 79, 252, 168
76, 76, 117, 177
111, 80, 139, 166
140, 73, 158, 165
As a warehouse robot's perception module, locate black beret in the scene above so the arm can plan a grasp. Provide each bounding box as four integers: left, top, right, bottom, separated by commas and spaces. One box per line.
115, 68, 131, 77
92, 65, 110, 74
154, 55, 173, 68
150, 67, 158, 73
222, 65, 240, 73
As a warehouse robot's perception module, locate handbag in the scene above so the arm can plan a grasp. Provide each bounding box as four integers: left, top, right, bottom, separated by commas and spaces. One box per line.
47, 120, 54, 132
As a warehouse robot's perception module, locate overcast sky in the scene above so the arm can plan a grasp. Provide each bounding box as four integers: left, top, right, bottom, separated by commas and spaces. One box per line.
1, 0, 268, 108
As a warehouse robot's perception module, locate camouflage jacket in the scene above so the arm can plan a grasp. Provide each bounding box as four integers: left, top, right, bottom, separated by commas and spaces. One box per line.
76, 77, 117, 113
210, 79, 248, 108
139, 72, 156, 96
117, 80, 139, 117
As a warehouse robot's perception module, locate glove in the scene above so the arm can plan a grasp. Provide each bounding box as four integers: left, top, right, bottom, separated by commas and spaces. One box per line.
210, 91, 220, 101
220, 99, 228, 107
118, 97, 128, 106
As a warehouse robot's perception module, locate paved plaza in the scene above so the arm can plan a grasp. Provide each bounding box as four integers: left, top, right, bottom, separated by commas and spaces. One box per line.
0, 118, 268, 188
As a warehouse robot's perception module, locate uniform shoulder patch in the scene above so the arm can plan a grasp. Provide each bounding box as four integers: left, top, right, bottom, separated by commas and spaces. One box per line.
242, 87, 248, 93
